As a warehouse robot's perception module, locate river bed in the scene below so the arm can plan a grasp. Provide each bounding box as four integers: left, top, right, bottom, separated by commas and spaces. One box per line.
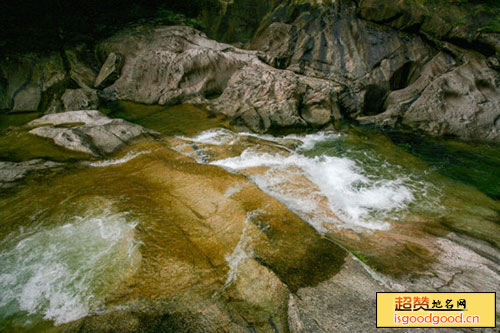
0, 103, 499, 331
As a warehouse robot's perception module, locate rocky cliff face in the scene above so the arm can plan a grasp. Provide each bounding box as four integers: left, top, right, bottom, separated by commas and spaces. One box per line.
96, 26, 342, 132
249, 0, 500, 141
1, 0, 499, 142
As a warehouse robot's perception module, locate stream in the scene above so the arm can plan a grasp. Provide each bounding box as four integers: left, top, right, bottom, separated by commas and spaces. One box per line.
0, 103, 499, 330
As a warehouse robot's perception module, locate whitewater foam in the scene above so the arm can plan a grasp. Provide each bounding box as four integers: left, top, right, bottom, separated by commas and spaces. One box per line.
89, 150, 152, 167
0, 210, 140, 326
223, 211, 257, 288
174, 128, 439, 232
177, 128, 237, 146
212, 150, 409, 231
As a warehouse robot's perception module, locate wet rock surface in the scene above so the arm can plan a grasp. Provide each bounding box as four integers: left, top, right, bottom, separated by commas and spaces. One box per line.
0, 159, 61, 188
28, 110, 157, 156
0, 1, 500, 330
0, 109, 498, 331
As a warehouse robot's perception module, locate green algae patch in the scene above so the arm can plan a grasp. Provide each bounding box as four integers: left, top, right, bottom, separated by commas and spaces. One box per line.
0, 128, 91, 162
0, 112, 93, 162
104, 101, 232, 137
0, 112, 41, 131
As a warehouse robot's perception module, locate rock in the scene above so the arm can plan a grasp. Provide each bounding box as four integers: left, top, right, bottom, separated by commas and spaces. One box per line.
287, 255, 388, 332
97, 26, 249, 104
198, 0, 276, 44
210, 66, 340, 131
97, 25, 342, 132
0, 53, 67, 112
65, 47, 97, 89
52, 140, 346, 331
250, 0, 434, 86
0, 159, 61, 188
28, 110, 157, 156
248, 0, 500, 142
362, 53, 500, 142
94, 52, 123, 89
248, 0, 436, 123
61, 88, 99, 111
2, 0, 500, 141
357, 0, 500, 58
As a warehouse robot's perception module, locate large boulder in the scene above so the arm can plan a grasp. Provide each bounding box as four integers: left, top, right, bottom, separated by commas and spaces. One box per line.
361, 53, 500, 142
211, 66, 340, 131
61, 88, 99, 111
28, 110, 157, 156
96, 25, 342, 132
0, 53, 67, 112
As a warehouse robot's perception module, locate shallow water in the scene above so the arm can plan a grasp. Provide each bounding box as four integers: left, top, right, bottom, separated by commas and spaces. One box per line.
103, 101, 232, 136
0, 103, 499, 330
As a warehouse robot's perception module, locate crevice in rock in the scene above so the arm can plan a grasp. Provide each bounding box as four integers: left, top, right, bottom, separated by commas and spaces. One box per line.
494, 114, 500, 129
389, 61, 414, 91
475, 78, 495, 94
443, 37, 496, 58
204, 89, 223, 100
268, 317, 279, 333
436, 270, 463, 291
362, 84, 388, 116
37, 76, 71, 113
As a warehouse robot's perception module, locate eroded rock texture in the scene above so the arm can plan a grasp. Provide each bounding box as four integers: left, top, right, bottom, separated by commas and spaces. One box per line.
1, 0, 500, 142
97, 25, 342, 132
0, 46, 98, 113
0, 53, 67, 112
249, 0, 500, 142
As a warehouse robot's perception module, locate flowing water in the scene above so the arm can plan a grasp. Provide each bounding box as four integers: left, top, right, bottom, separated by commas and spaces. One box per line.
0, 103, 499, 330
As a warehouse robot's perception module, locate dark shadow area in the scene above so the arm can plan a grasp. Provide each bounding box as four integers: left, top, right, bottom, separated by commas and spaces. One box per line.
387, 130, 500, 201
389, 61, 414, 91
362, 84, 388, 116
0, 0, 207, 54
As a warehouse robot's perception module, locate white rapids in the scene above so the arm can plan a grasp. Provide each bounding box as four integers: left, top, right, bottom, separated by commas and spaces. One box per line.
173, 128, 440, 232
0, 208, 140, 326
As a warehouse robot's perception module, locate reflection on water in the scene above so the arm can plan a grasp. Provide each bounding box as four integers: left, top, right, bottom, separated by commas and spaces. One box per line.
0, 112, 41, 132
387, 130, 500, 200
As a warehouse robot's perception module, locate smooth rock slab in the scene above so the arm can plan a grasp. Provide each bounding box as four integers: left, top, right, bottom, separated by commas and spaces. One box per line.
28, 110, 157, 156
0, 159, 61, 188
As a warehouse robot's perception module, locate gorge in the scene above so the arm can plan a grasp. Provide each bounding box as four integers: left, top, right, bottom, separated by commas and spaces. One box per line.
0, 0, 499, 331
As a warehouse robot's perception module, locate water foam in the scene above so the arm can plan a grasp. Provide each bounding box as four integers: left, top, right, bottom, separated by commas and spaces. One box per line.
223, 211, 257, 288
173, 128, 438, 232
177, 128, 237, 146
89, 150, 152, 167
0, 211, 140, 326
213, 150, 412, 231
